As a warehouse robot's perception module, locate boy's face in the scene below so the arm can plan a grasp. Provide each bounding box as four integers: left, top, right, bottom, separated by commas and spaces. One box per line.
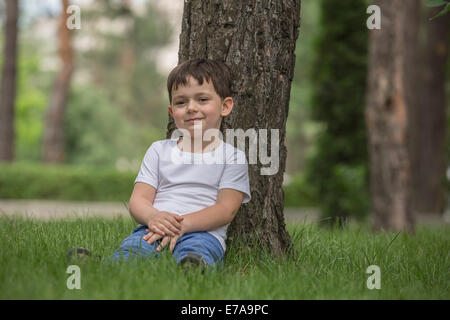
168, 76, 233, 140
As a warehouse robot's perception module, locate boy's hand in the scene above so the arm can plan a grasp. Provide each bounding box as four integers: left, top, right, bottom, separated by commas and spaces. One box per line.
144, 224, 185, 252
146, 211, 184, 237
142, 230, 163, 246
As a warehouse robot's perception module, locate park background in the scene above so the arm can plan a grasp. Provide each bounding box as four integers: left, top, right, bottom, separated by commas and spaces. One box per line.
0, 0, 449, 300
1, 0, 449, 224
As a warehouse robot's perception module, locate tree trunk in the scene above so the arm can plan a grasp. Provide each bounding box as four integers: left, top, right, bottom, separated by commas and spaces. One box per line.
0, 0, 19, 162
411, 6, 449, 217
43, 0, 74, 163
168, 0, 301, 256
365, 0, 420, 233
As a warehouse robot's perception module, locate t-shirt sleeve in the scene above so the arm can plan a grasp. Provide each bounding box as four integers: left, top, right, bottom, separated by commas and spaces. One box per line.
134, 142, 159, 189
218, 148, 251, 204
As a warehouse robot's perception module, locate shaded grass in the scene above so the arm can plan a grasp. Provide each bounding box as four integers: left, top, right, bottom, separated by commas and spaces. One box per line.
0, 216, 448, 299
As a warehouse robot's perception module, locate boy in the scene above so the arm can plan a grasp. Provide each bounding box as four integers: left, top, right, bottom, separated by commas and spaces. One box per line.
109, 58, 251, 267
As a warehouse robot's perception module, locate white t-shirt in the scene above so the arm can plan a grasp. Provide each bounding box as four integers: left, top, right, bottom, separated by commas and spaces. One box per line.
134, 138, 251, 251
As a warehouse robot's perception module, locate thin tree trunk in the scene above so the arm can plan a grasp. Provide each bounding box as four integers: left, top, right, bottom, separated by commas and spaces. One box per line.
411, 6, 449, 217
366, 0, 420, 233
0, 0, 19, 162
168, 0, 301, 256
43, 0, 74, 163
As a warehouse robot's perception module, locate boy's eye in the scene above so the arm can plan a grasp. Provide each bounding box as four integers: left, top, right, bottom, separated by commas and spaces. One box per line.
199, 98, 208, 102
175, 101, 185, 105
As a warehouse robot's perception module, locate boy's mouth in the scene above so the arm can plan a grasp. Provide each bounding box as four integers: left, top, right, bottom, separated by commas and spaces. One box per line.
186, 118, 204, 122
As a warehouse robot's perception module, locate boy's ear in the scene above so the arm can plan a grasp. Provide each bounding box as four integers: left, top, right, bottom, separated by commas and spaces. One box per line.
168, 105, 173, 117
221, 97, 234, 117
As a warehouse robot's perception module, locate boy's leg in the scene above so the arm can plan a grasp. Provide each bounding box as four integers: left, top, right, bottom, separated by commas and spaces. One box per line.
108, 225, 160, 262
173, 232, 224, 267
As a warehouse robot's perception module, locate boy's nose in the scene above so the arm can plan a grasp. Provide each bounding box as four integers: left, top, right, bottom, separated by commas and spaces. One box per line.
186, 100, 198, 111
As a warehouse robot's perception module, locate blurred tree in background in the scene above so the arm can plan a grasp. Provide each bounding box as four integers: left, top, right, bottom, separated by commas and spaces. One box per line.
43, 0, 74, 163
305, 0, 370, 226
366, 0, 420, 233
0, 0, 173, 168
0, 0, 19, 162
410, 2, 450, 217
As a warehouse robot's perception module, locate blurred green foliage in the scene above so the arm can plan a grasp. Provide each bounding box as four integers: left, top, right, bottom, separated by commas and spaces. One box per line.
305, 0, 370, 225
1, 1, 170, 167
0, 32, 52, 162
426, 0, 450, 20
0, 162, 307, 206
325, 164, 370, 220
286, 0, 322, 175
1, 0, 448, 215
0, 162, 135, 201
65, 1, 170, 166
79, 1, 171, 130
283, 173, 317, 208
64, 84, 160, 166
14, 49, 48, 161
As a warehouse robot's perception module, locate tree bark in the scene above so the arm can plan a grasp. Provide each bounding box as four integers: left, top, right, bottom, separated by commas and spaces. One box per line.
168, 0, 301, 256
0, 0, 19, 162
411, 6, 449, 217
43, 0, 74, 163
365, 0, 420, 233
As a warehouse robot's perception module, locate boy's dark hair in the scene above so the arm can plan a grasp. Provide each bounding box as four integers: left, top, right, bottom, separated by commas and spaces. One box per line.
167, 58, 232, 104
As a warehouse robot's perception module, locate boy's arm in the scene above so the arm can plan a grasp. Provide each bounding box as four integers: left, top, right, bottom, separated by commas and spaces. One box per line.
182, 188, 244, 234
144, 188, 245, 251
129, 182, 158, 226
129, 182, 183, 236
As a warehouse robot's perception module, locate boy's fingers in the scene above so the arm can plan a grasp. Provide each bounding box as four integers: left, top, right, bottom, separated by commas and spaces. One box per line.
147, 233, 162, 244
166, 223, 181, 235
157, 237, 170, 251
144, 233, 154, 242
169, 217, 183, 229
166, 216, 181, 228
160, 222, 177, 236
166, 217, 183, 234
142, 231, 153, 240
144, 230, 156, 241
168, 213, 182, 221
157, 223, 174, 236
151, 225, 165, 236
170, 237, 177, 252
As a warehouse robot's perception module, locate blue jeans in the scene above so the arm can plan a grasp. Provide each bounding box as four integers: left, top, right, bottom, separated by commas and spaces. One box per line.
108, 225, 224, 266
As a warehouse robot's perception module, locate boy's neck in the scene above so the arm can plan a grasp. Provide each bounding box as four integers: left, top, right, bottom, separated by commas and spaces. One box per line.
177, 135, 222, 154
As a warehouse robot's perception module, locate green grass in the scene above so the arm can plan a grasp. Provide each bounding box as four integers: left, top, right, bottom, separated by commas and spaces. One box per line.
0, 216, 448, 299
